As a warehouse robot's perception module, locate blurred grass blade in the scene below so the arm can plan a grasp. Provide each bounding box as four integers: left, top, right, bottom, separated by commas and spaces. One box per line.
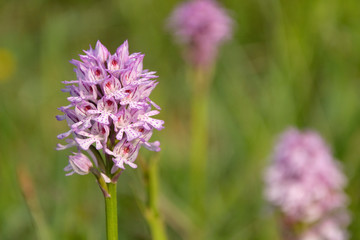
16, 164, 53, 240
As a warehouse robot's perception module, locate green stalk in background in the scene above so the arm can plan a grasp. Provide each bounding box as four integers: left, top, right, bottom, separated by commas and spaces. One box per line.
17, 165, 53, 240
141, 156, 168, 240
167, 3, 233, 238
189, 67, 211, 220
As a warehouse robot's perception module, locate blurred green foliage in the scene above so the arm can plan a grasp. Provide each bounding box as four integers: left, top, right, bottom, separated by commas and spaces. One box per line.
1, 0, 360, 239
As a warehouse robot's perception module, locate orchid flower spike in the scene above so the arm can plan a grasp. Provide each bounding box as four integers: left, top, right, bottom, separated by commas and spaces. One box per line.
57, 40, 164, 183
168, 0, 233, 68
264, 128, 350, 240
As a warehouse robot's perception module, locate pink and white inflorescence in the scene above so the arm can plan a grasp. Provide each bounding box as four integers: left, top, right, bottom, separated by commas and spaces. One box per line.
168, 0, 233, 67
265, 128, 350, 240
57, 40, 164, 176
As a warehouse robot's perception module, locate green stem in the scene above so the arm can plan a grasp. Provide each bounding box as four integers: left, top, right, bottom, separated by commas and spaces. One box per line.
146, 211, 167, 240
145, 159, 168, 240
105, 153, 113, 175
105, 183, 118, 240
189, 67, 210, 220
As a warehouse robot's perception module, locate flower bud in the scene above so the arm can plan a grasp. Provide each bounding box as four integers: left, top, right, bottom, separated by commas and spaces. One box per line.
65, 152, 93, 175
94, 40, 110, 63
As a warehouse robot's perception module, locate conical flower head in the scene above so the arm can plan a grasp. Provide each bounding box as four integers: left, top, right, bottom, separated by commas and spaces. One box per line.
168, 0, 233, 67
57, 40, 164, 179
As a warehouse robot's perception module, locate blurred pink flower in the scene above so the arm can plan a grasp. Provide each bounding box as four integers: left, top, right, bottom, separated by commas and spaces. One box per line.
168, 0, 233, 68
301, 213, 350, 240
265, 128, 349, 239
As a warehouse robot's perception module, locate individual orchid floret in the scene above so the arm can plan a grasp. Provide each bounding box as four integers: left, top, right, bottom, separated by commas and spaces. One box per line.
56, 40, 164, 185
168, 0, 233, 67
103, 77, 130, 100
105, 139, 141, 171
138, 110, 164, 131
88, 98, 118, 125
264, 128, 350, 239
113, 108, 142, 141
75, 123, 109, 150
139, 127, 161, 152
119, 87, 150, 110
65, 152, 93, 176
84, 40, 110, 64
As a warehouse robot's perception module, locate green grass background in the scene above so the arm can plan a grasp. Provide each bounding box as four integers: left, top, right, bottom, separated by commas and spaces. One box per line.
1, 0, 360, 239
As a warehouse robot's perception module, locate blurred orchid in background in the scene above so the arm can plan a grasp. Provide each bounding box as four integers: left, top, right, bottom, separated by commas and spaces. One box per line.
168, 0, 233, 69
265, 128, 350, 240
